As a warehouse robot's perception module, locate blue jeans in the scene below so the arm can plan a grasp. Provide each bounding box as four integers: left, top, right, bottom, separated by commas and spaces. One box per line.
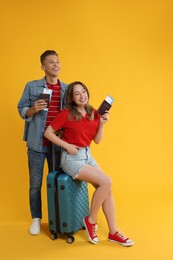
27, 145, 61, 218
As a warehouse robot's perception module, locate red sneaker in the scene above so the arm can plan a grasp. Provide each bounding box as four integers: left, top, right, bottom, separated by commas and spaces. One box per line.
108, 230, 134, 247
83, 216, 99, 244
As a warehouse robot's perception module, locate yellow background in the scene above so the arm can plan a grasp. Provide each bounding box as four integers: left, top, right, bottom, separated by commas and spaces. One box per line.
0, 0, 173, 260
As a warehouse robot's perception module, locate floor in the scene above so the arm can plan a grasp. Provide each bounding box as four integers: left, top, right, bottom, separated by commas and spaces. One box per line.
1, 193, 172, 260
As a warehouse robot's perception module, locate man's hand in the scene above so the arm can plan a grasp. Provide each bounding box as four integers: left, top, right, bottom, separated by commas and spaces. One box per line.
25, 99, 48, 118
34, 99, 47, 112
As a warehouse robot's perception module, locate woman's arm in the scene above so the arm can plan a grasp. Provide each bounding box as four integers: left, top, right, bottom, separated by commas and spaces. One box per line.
44, 125, 79, 155
93, 112, 109, 144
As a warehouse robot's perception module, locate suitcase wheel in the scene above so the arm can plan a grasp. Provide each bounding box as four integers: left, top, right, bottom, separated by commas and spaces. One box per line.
67, 235, 75, 244
50, 233, 57, 240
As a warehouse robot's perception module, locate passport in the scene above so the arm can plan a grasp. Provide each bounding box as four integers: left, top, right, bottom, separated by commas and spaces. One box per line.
97, 95, 114, 115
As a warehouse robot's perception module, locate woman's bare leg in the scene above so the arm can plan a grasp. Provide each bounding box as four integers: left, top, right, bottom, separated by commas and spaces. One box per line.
76, 164, 112, 224
102, 189, 116, 234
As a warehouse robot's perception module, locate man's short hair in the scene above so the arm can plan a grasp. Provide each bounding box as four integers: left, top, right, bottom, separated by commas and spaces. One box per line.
40, 50, 58, 64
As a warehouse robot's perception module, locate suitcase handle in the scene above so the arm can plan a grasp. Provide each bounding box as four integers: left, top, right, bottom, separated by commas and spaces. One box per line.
52, 143, 56, 171
52, 143, 62, 172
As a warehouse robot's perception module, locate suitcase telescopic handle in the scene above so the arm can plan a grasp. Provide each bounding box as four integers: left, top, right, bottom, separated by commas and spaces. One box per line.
52, 143, 56, 171
52, 143, 62, 172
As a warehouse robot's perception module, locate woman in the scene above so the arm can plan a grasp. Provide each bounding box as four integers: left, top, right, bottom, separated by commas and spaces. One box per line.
44, 81, 134, 246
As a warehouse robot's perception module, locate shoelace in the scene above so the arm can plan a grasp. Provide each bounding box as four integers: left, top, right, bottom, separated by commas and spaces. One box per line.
95, 224, 98, 231
92, 224, 97, 237
116, 230, 127, 240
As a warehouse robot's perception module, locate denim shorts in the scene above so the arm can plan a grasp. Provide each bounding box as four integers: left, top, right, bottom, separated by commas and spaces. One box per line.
60, 146, 98, 179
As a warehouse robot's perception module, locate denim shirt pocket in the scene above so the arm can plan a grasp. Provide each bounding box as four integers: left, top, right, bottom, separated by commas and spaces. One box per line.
30, 94, 39, 107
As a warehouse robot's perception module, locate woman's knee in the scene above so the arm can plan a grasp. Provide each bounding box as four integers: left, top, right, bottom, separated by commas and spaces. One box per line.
103, 175, 112, 189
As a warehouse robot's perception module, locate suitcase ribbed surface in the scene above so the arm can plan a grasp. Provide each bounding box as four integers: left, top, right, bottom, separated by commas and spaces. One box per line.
58, 174, 89, 234
47, 171, 89, 237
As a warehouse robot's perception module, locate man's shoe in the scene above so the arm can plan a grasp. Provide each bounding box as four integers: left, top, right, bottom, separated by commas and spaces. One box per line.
108, 230, 134, 247
29, 218, 40, 235
83, 216, 99, 244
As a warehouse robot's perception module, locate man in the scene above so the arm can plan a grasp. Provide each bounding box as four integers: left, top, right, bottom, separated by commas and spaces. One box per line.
18, 50, 67, 235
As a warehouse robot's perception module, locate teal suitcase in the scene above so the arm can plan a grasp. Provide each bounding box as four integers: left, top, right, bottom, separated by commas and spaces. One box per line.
47, 170, 89, 243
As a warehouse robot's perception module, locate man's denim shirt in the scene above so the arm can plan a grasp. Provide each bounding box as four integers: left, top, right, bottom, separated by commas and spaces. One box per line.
17, 77, 67, 152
